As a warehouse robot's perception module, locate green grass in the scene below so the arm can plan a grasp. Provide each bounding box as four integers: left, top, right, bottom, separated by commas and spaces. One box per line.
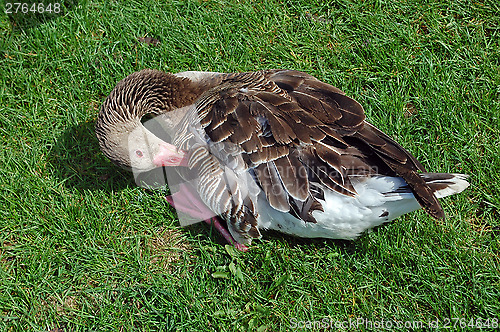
1, 0, 499, 330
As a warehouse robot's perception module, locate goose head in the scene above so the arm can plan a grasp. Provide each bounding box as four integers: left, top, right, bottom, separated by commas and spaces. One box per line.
95, 69, 200, 173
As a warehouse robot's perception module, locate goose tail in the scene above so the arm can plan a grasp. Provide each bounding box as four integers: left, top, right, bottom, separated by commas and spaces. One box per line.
421, 173, 470, 199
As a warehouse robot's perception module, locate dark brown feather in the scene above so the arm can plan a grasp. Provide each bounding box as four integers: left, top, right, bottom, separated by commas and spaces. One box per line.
255, 163, 290, 212
385, 159, 444, 219
273, 155, 309, 201
293, 92, 342, 123
241, 134, 261, 153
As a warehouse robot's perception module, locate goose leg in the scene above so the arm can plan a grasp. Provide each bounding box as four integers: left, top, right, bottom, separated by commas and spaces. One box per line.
165, 185, 248, 252
206, 217, 249, 252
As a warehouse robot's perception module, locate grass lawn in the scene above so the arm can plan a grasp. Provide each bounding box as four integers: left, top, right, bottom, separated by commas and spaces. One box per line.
1, 0, 499, 330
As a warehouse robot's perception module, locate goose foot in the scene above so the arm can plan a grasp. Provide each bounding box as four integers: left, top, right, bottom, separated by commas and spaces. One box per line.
207, 217, 249, 252
165, 185, 248, 252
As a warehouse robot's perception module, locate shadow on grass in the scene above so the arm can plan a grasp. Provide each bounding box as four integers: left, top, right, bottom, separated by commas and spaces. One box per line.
49, 119, 133, 192
261, 229, 368, 254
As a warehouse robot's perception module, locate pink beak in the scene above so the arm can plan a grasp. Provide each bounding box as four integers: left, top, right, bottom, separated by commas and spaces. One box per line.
153, 143, 189, 167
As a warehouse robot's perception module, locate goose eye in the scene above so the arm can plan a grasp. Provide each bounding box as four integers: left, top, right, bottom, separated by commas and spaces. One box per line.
135, 150, 143, 157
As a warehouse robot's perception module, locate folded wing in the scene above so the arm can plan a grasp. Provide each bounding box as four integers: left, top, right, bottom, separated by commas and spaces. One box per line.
173, 70, 444, 242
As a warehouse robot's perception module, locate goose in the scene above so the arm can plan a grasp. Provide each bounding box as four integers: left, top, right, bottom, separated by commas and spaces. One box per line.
95, 69, 469, 251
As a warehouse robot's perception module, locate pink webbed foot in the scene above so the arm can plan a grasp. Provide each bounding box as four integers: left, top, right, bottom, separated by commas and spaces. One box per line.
234, 242, 249, 252
165, 184, 248, 252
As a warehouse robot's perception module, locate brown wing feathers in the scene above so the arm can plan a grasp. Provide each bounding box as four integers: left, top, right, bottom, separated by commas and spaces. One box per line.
192, 70, 443, 240
267, 71, 443, 217
200, 74, 346, 219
